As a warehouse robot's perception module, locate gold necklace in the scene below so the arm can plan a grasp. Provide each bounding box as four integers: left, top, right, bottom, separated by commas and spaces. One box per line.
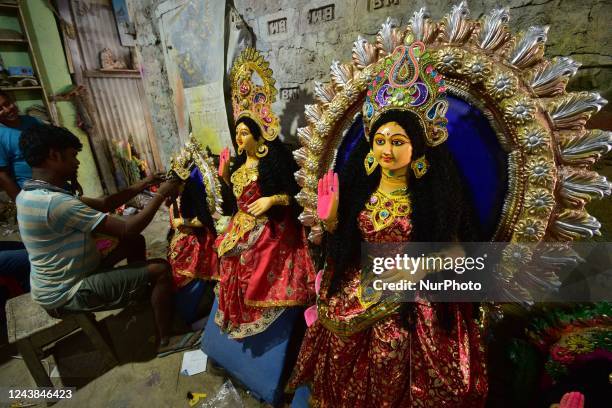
231, 163, 258, 198
365, 188, 411, 231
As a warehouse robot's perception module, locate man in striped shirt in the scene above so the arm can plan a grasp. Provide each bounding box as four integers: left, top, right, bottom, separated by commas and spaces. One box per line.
16, 124, 182, 351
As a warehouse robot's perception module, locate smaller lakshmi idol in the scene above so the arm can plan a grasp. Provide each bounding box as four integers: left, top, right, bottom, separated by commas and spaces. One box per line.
215, 48, 316, 339
167, 138, 224, 288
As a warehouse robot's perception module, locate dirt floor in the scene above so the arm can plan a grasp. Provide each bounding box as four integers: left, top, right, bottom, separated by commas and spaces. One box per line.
0, 209, 266, 408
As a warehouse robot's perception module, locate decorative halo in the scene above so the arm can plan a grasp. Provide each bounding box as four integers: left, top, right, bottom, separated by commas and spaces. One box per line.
230, 48, 280, 141
293, 2, 611, 303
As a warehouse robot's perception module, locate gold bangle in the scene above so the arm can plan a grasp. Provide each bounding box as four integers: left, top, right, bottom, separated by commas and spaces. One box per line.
322, 218, 338, 232
272, 194, 290, 206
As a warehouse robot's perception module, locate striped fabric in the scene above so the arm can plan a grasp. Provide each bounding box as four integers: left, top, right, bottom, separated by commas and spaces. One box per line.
16, 189, 107, 309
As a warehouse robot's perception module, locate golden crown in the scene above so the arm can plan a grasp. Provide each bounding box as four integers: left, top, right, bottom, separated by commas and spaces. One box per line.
230, 48, 280, 142
363, 40, 449, 146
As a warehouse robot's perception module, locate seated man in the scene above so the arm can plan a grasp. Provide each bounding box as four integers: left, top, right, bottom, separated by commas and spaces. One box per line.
0, 90, 41, 200
16, 124, 182, 352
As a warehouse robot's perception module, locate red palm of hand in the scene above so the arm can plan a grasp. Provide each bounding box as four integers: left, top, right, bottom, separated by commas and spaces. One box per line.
317, 170, 339, 221
558, 392, 584, 408
218, 147, 230, 177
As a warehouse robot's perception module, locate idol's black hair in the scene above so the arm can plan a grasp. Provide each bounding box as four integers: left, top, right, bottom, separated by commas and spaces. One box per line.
178, 176, 216, 232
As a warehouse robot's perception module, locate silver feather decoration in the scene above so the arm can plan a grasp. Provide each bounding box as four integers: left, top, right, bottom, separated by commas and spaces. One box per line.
376, 17, 401, 54
559, 129, 612, 165
330, 60, 353, 89
509, 26, 549, 68
313, 81, 336, 105
352, 35, 377, 69
559, 168, 612, 207
549, 92, 608, 129
409, 7, 430, 41
444, 1, 471, 44
553, 209, 602, 240
479, 7, 510, 50
305, 104, 324, 126
529, 57, 581, 96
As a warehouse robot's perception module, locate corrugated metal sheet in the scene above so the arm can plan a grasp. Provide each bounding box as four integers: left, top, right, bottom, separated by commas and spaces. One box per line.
70, 0, 161, 184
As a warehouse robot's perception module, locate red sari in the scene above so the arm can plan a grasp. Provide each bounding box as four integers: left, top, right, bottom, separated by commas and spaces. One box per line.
214, 169, 316, 338
287, 209, 488, 407
168, 213, 218, 288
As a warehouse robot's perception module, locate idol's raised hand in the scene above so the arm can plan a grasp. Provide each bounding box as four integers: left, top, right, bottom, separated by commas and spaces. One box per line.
557, 392, 584, 408
218, 147, 231, 183
317, 170, 339, 231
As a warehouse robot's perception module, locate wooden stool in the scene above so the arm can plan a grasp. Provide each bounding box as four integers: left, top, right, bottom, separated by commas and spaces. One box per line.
4, 294, 118, 387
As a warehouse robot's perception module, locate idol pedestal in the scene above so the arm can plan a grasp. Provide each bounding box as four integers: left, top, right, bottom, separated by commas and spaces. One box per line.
202, 297, 305, 406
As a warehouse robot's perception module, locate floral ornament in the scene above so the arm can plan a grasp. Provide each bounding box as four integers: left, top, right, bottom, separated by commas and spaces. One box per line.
525, 188, 555, 217
502, 243, 533, 265
461, 54, 491, 83
435, 47, 464, 74
515, 218, 546, 241
503, 96, 536, 125
544, 359, 569, 380
562, 333, 596, 354
518, 125, 550, 154
485, 69, 518, 100
549, 345, 574, 364
526, 157, 555, 187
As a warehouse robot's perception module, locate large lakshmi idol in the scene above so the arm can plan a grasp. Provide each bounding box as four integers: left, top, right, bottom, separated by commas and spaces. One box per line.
288, 4, 610, 407
288, 41, 487, 407
215, 48, 316, 339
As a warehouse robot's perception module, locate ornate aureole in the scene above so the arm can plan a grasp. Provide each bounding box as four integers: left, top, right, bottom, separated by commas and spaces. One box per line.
294, 3, 611, 300
168, 135, 224, 216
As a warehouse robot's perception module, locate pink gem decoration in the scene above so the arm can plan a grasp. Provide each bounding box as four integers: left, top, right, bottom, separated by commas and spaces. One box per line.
438, 86, 447, 93
367, 90, 372, 96
425, 66, 433, 74
370, 196, 378, 204
434, 74, 442, 83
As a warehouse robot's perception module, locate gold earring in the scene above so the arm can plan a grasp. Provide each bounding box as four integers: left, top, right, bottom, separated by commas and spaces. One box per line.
364, 150, 378, 175
256, 143, 268, 158
411, 155, 429, 178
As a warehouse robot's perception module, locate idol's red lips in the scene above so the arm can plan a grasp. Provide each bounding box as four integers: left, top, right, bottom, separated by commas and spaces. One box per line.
382, 157, 393, 162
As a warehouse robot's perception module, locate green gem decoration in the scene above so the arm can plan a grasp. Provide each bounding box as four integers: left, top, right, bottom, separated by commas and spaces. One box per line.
380, 210, 389, 219
368, 156, 374, 163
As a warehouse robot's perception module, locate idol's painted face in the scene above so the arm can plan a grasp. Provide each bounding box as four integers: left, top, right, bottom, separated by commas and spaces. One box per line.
372, 121, 413, 173
235, 122, 258, 155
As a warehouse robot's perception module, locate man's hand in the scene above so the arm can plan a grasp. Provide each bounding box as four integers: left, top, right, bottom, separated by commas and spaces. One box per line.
143, 172, 166, 189
157, 179, 182, 200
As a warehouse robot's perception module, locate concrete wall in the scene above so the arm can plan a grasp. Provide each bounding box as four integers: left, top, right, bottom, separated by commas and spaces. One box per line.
128, 0, 178, 167
232, 0, 611, 143
133, 0, 611, 149
21, 0, 103, 196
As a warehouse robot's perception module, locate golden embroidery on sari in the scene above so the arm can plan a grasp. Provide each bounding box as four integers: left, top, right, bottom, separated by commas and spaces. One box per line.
365, 188, 411, 232
217, 211, 259, 257
231, 163, 258, 198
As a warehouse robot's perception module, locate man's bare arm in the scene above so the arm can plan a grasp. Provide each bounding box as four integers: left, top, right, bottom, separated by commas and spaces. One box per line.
81, 174, 164, 213
93, 179, 181, 238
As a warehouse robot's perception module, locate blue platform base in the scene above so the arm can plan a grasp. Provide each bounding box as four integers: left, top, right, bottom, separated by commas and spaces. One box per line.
291, 385, 311, 408
202, 297, 304, 406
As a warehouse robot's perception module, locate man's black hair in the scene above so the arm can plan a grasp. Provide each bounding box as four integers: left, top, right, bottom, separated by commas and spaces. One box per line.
19, 124, 83, 167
